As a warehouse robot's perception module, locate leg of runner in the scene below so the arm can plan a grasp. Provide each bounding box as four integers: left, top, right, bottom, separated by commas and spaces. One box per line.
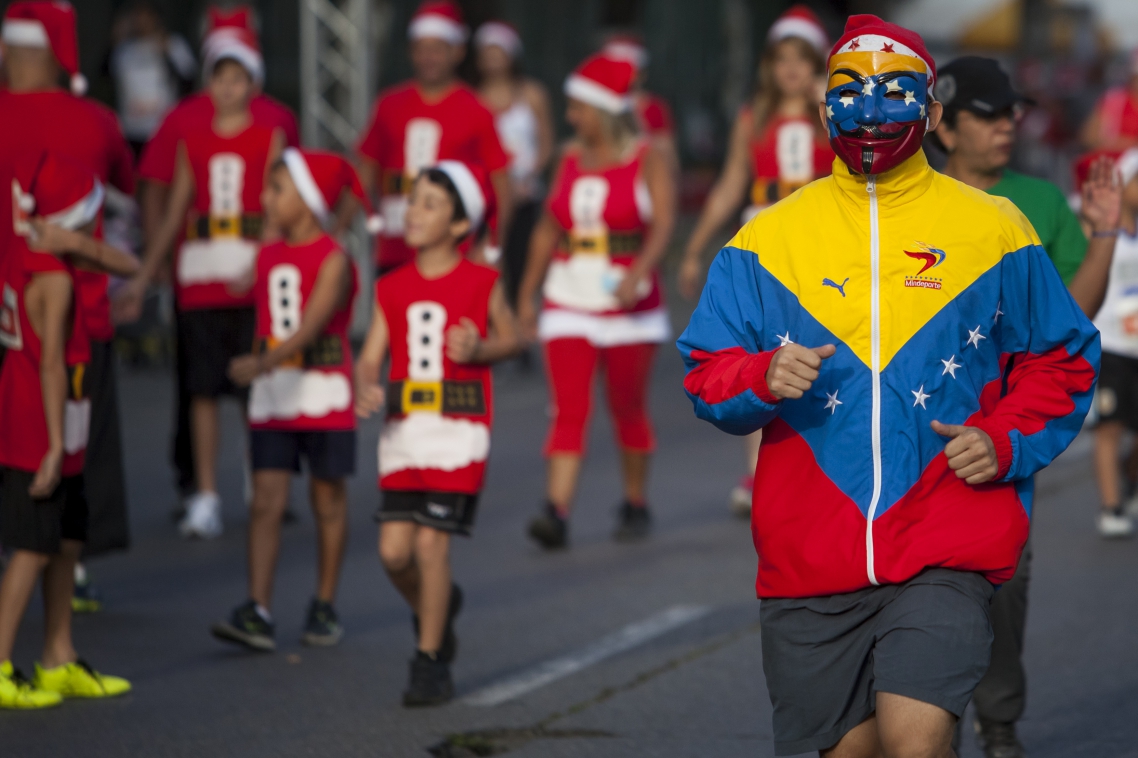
181, 397, 224, 539
40, 539, 82, 669
602, 343, 656, 541
311, 478, 348, 604
246, 470, 291, 611
0, 551, 49, 663
412, 527, 451, 655
1093, 420, 1134, 537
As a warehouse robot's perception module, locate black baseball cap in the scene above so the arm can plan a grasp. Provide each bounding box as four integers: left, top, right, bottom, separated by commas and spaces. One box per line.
934, 56, 1034, 116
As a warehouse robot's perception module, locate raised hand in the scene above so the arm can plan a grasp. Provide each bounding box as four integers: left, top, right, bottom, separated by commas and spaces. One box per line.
1081, 154, 1123, 234
765, 343, 837, 400
931, 420, 999, 485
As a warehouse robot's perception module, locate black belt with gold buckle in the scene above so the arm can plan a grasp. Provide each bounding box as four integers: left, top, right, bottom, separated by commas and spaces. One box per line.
386, 379, 487, 416
254, 335, 344, 369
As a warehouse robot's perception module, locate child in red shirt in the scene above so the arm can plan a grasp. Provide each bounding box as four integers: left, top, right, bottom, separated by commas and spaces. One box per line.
356, 160, 517, 706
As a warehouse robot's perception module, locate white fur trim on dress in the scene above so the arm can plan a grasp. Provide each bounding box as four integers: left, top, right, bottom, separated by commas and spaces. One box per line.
379, 413, 490, 475
177, 238, 258, 286
408, 15, 467, 45
282, 148, 330, 226
248, 369, 352, 423
538, 306, 671, 346
564, 74, 631, 114
542, 256, 652, 313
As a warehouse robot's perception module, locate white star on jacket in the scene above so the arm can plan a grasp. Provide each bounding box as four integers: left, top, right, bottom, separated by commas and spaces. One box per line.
912, 385, 930, 409
967, 326, 986, 349
994, 302, 1004, 324
941, 355, 961, 378
778, 332, 795, 347
824, 390, 843, 414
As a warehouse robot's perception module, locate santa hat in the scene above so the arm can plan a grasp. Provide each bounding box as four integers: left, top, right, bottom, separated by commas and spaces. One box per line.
408, 1, 467, 46
602, 34, 648, 70
204, 5, 259, 37
202, 25, 264, 86
768, 5, 829, 55
434, 160, 493, 232
13, 151, 104, 233
564, 54, 636, 114
2, 1, 86, 95
281, 148, 382, 234
474, 21, 522, 59
829, 15, 936, 90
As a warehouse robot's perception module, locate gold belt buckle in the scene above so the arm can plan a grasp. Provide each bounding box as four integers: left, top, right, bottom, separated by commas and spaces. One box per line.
570, 232, 609, 256
209, 214, 241, 239
402, 380, 442, 413
265, 336, 303, 369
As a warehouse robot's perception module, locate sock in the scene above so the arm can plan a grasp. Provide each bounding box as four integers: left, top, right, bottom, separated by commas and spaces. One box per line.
547, 501, 568, 519
1110, 504, 1126, 517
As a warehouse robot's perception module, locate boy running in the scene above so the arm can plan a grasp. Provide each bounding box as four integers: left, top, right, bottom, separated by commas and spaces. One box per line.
210, 150, 375, 651
356, 161, 517, 706
0, 152, 139, 708
132, 28, 284, 539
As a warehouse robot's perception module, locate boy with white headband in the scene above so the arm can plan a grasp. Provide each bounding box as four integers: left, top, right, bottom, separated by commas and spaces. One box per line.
356, 160, 518, 706
209, 150, 376, 652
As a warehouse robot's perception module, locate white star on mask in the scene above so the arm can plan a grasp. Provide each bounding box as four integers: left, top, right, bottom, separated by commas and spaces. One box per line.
840, 95, 855, 107
919, 103, 926, 117
904, 90, 916, 106
886, 80, 902, 92
862, 80, 875, 96
826, 105, 834, 119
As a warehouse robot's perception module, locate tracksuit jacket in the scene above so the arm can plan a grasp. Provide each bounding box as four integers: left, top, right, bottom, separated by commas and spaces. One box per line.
678, 151, 1100, 599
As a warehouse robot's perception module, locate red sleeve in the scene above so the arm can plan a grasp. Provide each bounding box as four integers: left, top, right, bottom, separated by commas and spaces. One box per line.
476, 103, 510, 173
357, 100, 384, 163
138, 111, 181, 184
641, 96, 674, 136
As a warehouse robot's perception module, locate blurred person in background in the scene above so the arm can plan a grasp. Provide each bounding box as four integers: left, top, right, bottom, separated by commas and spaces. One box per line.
518, 53, 675, 550
118, 5, 298, 512
107, 0, 196, 156
602, 33, 679, 175
355, 0, 511, 277
473, 20, 554, 311
1081, 50, 1138, 152
932, 55, 1122, 758
677, 5, 832, 518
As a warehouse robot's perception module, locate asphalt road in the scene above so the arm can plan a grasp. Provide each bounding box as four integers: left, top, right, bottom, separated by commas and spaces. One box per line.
5, 317, 1138, 757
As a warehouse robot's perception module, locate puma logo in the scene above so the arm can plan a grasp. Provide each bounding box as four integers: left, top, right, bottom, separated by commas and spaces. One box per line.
822, 277, 850, 297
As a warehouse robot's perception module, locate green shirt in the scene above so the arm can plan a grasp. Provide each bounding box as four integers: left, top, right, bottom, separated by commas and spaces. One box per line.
987, 169, 1087, 284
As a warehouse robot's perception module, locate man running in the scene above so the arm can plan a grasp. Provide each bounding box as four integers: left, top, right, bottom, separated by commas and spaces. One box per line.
679, 16, 1099, 757
931, 55, 1122, 758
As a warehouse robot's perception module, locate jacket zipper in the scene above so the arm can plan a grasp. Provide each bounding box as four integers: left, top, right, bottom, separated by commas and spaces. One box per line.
866, 177, 881, 586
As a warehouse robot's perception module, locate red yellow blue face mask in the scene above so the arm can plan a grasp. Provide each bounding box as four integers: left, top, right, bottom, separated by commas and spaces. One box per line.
825, 37, 932, 176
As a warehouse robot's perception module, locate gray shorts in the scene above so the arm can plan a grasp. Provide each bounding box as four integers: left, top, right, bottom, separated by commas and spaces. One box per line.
760, 568, 994, 756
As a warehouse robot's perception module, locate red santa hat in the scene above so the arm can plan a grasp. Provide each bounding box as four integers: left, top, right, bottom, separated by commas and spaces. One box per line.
602, 34, 648, 70
2, 1, 86, 95
564, 54, 636, 114
202, 25, 264, 86
408, 1, 467, 46
434, 160, 494, 232
474, 21, 522, 59
768, 5, 829, 55
281, 148, 382, 234
204, 5, 259, 37
829, 15, 936, 89
13, 151, 104, 234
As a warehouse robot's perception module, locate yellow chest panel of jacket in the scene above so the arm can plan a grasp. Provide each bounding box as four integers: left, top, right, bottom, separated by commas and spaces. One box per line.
729, 152, 1041, 370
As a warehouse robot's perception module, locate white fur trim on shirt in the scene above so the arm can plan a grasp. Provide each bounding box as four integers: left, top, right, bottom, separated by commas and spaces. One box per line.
379, 413, 490, 475
538, 306, 671, 346
177, 238, 258, 286
249, 368, 352, 423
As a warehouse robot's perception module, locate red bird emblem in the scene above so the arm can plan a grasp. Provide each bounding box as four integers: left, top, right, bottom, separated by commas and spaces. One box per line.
904, 244, 946, 275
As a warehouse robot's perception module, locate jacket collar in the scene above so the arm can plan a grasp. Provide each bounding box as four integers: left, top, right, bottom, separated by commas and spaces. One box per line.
830, 149, 935, 206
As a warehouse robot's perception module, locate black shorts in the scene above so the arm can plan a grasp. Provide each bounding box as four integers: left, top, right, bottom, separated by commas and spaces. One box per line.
249, 429, 356, 480
0, 470, 88, 554
759, 569, 994, 756
1096, 352, 1138, 430
376, 490, 480, 536
176, 307, 255, 399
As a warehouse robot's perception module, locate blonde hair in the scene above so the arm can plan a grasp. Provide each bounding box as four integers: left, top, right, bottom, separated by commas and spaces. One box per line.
598, 108, 640, 156
751, 36, 827, 140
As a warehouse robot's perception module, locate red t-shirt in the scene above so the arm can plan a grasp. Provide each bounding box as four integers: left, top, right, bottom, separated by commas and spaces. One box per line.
175, 123, 276, 311
376, 258, 498, 493
138, 92, 299, 184
747, 111, 833, 208
0, 90, 135, 342
357, 82, 509, 271
248, 234, 358, 431
1093, 87, 1138, 145
636, 92, 674, 137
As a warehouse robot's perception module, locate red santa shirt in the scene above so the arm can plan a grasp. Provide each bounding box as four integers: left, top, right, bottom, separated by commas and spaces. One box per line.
539, 140, 669, 347
0, 245, 91, 476
357, 83, 509, 271
247, 234, 358, 431
377, 258, 498, 494
138, 92, 299, 184
175, 123, 276, 311
0, 90, 135, 342
743, 110, 833, 221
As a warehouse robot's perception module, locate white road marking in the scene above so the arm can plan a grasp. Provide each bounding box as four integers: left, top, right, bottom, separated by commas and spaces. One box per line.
461, 605, 711, 707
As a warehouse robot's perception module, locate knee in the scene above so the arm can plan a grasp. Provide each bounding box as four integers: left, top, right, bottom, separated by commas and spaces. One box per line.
379, 540, 413, 574
413, 528, 449, 563
310, 480, 347, 523
878, 724, 955, 758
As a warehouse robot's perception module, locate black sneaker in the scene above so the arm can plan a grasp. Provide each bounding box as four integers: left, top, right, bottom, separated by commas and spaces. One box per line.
301, 598, 343, 647
402, 651, 453, 707
614, 501, 651, 542
975, 719, 1026, 758
412, 583, 464, 663
528, 503, 568, 550
211, 600, 276, 651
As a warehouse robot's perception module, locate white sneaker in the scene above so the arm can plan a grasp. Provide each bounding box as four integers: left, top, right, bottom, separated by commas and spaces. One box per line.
1097, 510, 1134, 539
179, 492, 224, 539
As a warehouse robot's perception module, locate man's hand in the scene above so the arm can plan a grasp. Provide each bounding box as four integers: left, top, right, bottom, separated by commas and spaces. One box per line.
931, 420, 999, 484
614, 268, 644, 309
355, 382, 385, 419
446, 317, 481, 364
765, 344, 836, 400
517, 300, 538, 344
112, 276, 148, 325
29, 447, 63, 499
228, 354, 263, 387
1081, 155, 1123, 234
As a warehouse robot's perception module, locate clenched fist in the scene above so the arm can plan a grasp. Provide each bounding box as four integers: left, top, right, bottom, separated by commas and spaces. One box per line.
931, 420, 999, 485
765, 343, 837, 400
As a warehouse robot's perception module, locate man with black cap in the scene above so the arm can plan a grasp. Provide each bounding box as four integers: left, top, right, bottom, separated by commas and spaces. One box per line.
933, 56, 1122, 758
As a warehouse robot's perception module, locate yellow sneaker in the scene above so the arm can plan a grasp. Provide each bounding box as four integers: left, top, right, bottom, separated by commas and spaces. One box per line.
34, 660, 131, 699
0, 660, 62, 709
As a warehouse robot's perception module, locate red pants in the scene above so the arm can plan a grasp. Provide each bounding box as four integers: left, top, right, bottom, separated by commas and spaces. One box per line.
543, 338, 657, 456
